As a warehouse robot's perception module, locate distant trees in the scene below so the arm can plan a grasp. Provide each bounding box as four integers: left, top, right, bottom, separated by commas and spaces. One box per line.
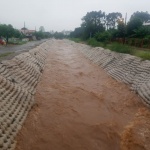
126, 11, 150, 37
94, 31, 111, 42
33, 30, 69, 40
106, 12, 122, 29
39, 26, 45, 32
70, 10, 150, 42
126, 18, 143, 36
13, 29, 22, 38
130, 11, 150, 23
71, 10, 123, 40
81, 11, 106, 39
117, 21, 126, 38
53, 32, 64, 39
0, 24, 21, 43
70, 27, 83, 38
33, 31, 52, 39
133, 26, 150, 38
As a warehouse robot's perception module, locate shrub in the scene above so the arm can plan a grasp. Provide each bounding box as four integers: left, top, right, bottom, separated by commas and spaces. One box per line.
134, 51, 150, 60
95, 31, 111, 42
87, 38, 102, 47
145, 35, 150, 40
70, 38, 83, 43
108, 43, 132, 54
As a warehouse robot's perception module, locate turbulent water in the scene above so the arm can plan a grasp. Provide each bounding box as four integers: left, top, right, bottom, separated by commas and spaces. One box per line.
16, 39, 150, 150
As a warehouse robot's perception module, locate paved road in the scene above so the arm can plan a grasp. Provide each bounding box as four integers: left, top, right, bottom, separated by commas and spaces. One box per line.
0, 39, 47, 61
16, 40, 150, 150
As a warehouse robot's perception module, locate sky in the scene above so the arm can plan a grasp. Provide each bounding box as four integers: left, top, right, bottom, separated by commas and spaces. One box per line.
0, 0, 150, 32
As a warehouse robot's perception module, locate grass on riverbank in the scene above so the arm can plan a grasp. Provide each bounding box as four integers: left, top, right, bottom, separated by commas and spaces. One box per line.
69, 38, 83, 43
70, 38, 150, 60
8, 41, 27, 45
0, 52, 14, 58
133, 50, 150, 60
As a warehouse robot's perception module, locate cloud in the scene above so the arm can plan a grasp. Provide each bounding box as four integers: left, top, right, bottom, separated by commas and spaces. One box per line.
0, 0, 150, 31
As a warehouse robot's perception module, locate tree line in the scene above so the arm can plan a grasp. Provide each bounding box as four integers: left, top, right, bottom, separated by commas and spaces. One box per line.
0, 23, 70, 42
0, 24, 22, 43
70, 11, 150, 42
0, 24, 52, 43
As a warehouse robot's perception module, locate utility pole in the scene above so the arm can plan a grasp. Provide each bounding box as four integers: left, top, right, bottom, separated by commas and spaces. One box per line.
125, 13, 127, 25
123, 13, 127, 44
24, 21, 26, 35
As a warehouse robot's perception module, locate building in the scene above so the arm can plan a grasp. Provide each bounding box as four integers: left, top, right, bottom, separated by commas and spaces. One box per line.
20, 27, 36, 40
143, 20, 150, 26
20, 27, 35, 36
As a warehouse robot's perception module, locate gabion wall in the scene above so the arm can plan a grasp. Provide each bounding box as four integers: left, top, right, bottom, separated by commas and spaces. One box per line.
78, 44, 150, 107
0, 42, 49, 150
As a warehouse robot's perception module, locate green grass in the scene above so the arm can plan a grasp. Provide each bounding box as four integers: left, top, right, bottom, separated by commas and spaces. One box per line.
106, 43, 133, 54
132, 50, 150, 60
69, 38, 150, 60
86, 39, 133, 54
69, 38, 83, 43
17, 41, 27, 45
106, 43, 150, 60
8, 40, 27, 45
87, 38, 102, 47
0, 52, 14, 58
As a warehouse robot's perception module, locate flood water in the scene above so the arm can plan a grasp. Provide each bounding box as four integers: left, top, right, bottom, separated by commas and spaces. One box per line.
16, 40, 150, 150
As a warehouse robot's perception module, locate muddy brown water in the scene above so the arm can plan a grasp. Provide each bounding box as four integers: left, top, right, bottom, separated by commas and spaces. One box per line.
16, 40, 150, 150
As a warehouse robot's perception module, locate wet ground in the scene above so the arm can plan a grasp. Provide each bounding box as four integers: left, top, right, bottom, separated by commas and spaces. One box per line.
0, 40, 46, 61
16, 40, 150, 150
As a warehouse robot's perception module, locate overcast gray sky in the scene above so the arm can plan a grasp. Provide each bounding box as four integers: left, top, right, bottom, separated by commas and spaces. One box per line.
0, 0, 150, 32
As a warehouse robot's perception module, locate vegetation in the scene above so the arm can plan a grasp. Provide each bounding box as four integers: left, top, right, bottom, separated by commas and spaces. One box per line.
53, 32, 65, 39
130, 11, 150, 23
87, 38, 102, 47
106, 12, 122, 29
1, 10, 150, 60
70, 37, 150, 60
0, 24, 22, 43
94, 31, 111, 42
69, 38, 83, 43
0, 24, 53, 44
33, 31, 52, 39
0, 52, 14, 58
70, 10, 150, 40
132, 49, 150, 60
107, 43, 132, 54
70, 10, 150, 60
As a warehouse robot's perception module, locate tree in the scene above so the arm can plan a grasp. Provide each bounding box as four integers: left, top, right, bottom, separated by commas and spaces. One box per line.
39, 26, 45, 32
13, 29, 22, 38
133, 26, 150, 38
81, 10, 106, 39
70, 27, 84, 38
0, 24, 15, 43
130, 11, 150, 23
106, 12, 122, 29
94, 31, 111, 42
127, 18, 143, 36
117, 23, 126, 38
53, 32, 65, 39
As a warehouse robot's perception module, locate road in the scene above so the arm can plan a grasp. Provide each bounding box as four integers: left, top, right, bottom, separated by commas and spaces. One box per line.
16, 39, 150, 150
0, 39, 46, 61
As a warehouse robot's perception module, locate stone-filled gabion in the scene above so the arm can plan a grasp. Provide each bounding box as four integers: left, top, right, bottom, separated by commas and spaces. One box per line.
77, 42, 150, 107
0, 41, 49, 150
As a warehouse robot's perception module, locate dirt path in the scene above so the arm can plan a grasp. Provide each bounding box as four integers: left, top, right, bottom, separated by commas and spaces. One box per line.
16, 40, 150, 150
0, 40, 46, 62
